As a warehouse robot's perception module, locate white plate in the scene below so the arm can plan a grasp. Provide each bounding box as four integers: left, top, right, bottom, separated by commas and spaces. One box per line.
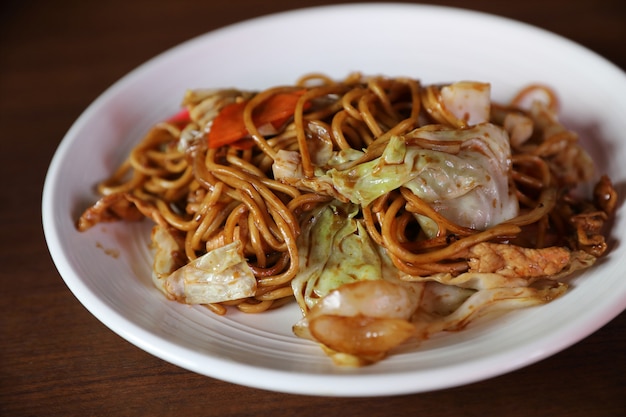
42, 3, 626, 396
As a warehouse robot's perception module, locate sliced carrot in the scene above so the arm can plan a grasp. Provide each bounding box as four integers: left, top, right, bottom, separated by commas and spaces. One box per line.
207, 100, 249, 148
207, 90, 308, 149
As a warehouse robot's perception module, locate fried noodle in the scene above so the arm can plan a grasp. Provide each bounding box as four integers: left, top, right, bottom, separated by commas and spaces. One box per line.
77, 73, 617, 364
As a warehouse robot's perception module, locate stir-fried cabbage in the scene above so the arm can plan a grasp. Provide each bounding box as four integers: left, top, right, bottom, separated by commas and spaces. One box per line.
152, 227, 256, 304
329, 123, 518, 230
291, 202, 386, 312
274, 122, 519, 233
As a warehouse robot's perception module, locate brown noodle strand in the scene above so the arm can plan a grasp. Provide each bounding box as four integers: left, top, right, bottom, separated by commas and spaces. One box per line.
236, 300, 275, 313
248, 211, 267, 268
295, 84, 352, 177
510, 84, 559, 113
205, 303, 228, 315
400, 187, 475, 237
97, 161, 146, 195
362, 204, 384, 247
287, 193, 333, 214
381, 190, 521, 265
243, 86, 306, 161
256, 285, 294, 301
504, 187, 558, 227
331, 110, 359, 150
249, 252, 291, 277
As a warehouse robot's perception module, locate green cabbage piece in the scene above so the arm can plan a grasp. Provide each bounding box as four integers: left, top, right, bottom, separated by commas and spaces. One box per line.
325, 123, 518, 232
292, 202, 384, 312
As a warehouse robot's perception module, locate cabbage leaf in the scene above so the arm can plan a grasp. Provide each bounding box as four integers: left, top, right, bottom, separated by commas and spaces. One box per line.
327, 123, 518, 231
292, 202, 385, 313
162, 239, 257, 304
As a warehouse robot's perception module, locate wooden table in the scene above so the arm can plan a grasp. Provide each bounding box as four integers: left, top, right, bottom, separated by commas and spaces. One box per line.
2, 1, 625, 415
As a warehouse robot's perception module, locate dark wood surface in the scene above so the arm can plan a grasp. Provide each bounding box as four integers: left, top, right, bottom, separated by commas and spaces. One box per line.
2, 1, 625, 416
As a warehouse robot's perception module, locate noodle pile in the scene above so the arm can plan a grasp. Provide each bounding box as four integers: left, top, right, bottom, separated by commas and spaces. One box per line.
78, 73, 617, 364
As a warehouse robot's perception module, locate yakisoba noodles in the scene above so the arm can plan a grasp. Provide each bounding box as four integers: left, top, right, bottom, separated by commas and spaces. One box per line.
78, 73, 617, 366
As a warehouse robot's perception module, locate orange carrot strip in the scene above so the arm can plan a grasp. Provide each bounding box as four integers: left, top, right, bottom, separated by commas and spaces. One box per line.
207, 90, 308, 149
207, 100, 249, 148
